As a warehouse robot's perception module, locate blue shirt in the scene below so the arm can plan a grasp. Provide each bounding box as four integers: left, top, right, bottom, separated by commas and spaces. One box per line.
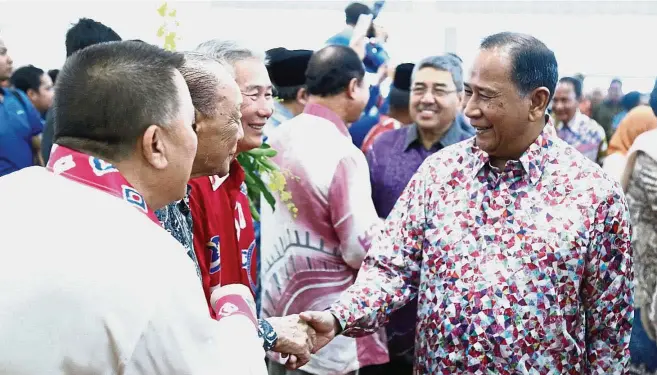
0, 88, 43, 177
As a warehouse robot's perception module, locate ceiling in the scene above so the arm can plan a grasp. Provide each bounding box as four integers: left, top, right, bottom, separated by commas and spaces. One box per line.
211, 1, 657, 16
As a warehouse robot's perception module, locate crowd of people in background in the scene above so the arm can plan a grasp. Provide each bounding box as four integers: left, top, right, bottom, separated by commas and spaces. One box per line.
1, 2, 657, 374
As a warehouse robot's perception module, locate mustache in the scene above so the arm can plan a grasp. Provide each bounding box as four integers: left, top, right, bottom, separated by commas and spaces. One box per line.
416, 105, 439, 111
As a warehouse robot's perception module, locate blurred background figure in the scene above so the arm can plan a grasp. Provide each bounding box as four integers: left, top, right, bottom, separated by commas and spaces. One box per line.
361, 62, 413, 152
552, 76, 607, 164
47, 69, 59, 85
264, 47, 312, 135
40, 17, 123, 165
10, 64, 54, 119
612, 90, 643, 131
592, 78, 623, 140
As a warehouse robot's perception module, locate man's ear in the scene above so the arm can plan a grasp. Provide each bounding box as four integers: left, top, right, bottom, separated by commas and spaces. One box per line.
26, 88, 38, 102
141, 125, 168, 170
528, 87, 551, 122
346, 78, 360, 100
192, 109, 205, 134
296, 87, 308, 105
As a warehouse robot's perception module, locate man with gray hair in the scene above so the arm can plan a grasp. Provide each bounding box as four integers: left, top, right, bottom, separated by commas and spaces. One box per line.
188, 40, 317, 366
155, 51, 244, 281
368, 54, 474, 218
360, 54, 474, 374
300, 32, 632, 374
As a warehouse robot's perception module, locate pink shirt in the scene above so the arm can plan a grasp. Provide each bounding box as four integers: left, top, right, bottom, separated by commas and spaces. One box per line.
260, 103, 388, 373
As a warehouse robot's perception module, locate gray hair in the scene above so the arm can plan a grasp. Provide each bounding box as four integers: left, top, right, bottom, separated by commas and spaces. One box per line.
179, 52, 234, 117
195, 39, 268, 69
411, 55, 464, 92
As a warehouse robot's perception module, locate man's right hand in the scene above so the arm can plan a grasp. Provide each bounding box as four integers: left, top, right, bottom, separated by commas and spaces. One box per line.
266, 315, 315, 367
299, 311, 341, 354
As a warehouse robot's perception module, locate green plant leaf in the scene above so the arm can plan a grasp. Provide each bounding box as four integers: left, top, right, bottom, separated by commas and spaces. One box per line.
245, 167, 276, 210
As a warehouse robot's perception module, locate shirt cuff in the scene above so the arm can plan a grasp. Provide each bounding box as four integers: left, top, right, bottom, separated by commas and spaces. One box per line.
328, 304, 348, 335
258, 318, 278, 351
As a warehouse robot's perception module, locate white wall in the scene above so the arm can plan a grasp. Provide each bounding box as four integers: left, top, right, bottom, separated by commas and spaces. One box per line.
1, 0, 655, 92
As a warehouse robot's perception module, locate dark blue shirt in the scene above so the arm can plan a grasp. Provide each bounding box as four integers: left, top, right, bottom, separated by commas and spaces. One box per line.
0, 88, 43, 177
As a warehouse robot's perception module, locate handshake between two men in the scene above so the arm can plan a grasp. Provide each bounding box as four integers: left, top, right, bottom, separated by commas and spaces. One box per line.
266, 311, 342, 370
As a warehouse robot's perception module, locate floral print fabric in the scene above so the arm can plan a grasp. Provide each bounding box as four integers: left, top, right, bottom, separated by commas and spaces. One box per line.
331, 125, 633, 374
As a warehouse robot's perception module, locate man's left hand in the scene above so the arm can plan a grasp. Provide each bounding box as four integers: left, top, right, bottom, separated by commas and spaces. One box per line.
266, 315, 316, 369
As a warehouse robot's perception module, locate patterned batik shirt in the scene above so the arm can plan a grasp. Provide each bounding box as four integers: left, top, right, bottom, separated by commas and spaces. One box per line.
330, 124, 634, 374
555, 110, 608, 164
155, 186, 202, 280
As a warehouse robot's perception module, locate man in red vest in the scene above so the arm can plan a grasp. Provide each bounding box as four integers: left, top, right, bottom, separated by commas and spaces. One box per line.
190, 39, 315, 368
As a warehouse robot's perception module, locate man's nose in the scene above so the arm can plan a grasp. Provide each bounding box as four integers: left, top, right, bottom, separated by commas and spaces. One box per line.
463, 97, 480, 118
258, 102, 274, 119
420, 91, 436, 104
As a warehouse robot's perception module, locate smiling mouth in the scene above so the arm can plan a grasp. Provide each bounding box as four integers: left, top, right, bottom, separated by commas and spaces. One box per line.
248, 123, 265, 132
474, 125, 493, 135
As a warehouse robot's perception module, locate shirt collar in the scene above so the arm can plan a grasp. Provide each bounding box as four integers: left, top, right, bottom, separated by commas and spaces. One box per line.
47, 144, 162, 226
471, 116, 554, 185
178, 184, 192, 212
404, 116, 468, 151
555, 110, 583, 133
228, 159, 246, 186
303, 103, 350, 138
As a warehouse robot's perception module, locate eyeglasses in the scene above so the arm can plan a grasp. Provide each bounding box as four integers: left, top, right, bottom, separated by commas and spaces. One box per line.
411, 86, 456, 98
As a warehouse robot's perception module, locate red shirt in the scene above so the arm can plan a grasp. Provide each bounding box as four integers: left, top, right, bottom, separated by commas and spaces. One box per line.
360, 115, 403, 153
188, 160, 258, 318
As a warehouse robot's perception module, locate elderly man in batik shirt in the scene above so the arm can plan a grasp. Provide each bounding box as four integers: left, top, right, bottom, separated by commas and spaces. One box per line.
299, 32, 633, 374
552, 76, 607, 164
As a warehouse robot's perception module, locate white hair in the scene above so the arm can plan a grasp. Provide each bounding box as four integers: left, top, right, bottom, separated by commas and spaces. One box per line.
179, 51, 234, 116
195, 39, 268, 69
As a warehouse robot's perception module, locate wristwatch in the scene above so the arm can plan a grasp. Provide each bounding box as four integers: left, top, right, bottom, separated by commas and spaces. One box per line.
258, 318, 278, 351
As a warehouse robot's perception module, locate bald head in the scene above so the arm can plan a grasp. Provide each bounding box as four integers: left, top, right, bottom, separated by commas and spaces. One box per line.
305, 45, 364, 97
179, 52, 237, 118
180, 52, 243, 178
